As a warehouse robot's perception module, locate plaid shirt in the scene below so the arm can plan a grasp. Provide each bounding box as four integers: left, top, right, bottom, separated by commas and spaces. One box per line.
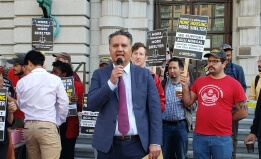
162, 78, 185, 121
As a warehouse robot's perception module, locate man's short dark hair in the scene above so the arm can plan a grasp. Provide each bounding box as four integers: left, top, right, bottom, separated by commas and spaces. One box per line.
168, 57, 184, 69
52, 60, 73, 77
109, 29, 133, 45
132, 42, 147, 54
24, 50, 45, 66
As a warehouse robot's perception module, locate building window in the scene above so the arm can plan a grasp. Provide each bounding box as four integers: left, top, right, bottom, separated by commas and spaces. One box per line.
155, 0, 232, 78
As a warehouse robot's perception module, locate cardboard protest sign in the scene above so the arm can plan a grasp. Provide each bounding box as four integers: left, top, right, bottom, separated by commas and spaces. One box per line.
81, 93, 98, 134
146, 29, 168, 66
61, 76, 77, 116
0, 88, 7, 141
174, 14, 208, 60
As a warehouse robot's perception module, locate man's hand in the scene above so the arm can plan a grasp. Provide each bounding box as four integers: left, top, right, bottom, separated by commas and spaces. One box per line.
149, 144, 161, 159
70, 95, 78, 103
180, 72, 190, 87
244, 133, 256, 145
110, 65, 124, 84
8, 101, 17, 113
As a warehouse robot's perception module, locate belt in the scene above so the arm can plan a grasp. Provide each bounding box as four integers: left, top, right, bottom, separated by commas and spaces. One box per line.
162, 119, 186, 125
114, 135, 139, 141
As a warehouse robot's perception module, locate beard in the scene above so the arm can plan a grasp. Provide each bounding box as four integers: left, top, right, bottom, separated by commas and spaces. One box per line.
258, 66, 261, 72
15, 70, 24, 76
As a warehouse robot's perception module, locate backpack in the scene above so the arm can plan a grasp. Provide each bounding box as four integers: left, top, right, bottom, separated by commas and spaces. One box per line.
255, 75, 260, 89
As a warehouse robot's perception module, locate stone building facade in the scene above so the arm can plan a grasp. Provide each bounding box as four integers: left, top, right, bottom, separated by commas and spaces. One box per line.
0, 0, 260, 93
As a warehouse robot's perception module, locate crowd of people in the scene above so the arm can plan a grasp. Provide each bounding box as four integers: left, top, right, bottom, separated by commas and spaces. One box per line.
0, 29, 260, 159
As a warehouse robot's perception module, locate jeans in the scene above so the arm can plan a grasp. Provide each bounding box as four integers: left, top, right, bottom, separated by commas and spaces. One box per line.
162, 120, 188, 159
193, 133, 232, 159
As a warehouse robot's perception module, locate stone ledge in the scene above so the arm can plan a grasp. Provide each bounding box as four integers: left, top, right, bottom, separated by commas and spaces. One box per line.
125, 18, 148, 29
99, 16, 124, 28
14, 16, 90, 28
238, 17, 260, 28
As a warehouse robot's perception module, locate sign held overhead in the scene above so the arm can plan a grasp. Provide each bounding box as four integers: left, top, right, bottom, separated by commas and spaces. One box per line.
174, 14, 209, 60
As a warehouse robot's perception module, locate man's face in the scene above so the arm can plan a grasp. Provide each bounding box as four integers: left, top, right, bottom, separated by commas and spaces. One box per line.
207, 55, 225, 76
168, 61, 182, 79
109, 35, 131, 67
258, 56, 261, 72
225, 49, 232, 63
52, 67, 66, 77
131, 47, 147, 67
13, 64, 23, 76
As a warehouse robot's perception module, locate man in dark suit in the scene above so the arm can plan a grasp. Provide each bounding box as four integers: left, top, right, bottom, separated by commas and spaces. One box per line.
87, 30, 162, 159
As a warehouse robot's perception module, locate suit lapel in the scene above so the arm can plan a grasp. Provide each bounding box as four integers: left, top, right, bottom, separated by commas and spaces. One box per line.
130, 64, 136, 103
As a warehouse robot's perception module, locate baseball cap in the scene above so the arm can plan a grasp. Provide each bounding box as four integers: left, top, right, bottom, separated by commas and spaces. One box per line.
52, 52, 71, 63
99, 57, 112, 66
220, 44, 233, 51
7, 53, 26, 65
204, 48, 227, 61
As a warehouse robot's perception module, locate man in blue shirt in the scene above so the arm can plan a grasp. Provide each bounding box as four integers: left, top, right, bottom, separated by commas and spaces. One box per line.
161, 57, 195, 159
221, 44, 247, 159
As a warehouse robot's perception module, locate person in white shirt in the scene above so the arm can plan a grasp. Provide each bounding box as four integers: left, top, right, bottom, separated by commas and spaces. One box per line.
16, 50, 68, 159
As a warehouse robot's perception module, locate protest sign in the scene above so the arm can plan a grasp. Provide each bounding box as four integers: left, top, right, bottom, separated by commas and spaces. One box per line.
146, 29, 168, 66
61, 76, 77, 116
32, 18, 54, 51
0, 88, 7, 141
174, 14, 208, 60
81, 94, 98, 134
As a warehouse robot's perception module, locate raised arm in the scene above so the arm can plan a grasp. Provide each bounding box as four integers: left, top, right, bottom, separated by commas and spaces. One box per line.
180, 73, 197, 107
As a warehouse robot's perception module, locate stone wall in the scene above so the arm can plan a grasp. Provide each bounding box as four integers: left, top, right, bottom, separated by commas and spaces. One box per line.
233, 0, 261, 94
0, 0, 90, 91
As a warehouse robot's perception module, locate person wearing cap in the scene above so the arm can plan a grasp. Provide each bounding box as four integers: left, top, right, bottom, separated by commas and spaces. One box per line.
220, 44, 247, 159
6, 53, 28, 128
180, 48, 248, 159
52, 52, 81, 82
99, 57, 112, 68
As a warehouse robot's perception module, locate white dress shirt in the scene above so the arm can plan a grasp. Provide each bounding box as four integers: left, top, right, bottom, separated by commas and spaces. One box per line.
16, 68, 68, 126
108, 62, 138, 136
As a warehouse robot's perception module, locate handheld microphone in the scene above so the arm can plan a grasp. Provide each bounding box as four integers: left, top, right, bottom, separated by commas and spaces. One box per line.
116, 58, 123, 80
116, 58, 123, 66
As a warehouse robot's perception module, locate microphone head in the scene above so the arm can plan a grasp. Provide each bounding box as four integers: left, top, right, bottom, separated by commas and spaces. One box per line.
116, 58, 123, 65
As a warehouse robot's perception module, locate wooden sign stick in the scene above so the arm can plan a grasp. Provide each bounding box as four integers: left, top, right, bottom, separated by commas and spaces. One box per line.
152, 66, 157, 74
183, 58, 189, 76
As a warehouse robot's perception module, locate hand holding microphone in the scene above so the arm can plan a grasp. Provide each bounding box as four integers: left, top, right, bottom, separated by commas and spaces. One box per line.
110, 58, 124, 84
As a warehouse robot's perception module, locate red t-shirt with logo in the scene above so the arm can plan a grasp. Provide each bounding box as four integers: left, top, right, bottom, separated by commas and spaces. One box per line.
191, 75, 246, 136
7, 69, 25, 119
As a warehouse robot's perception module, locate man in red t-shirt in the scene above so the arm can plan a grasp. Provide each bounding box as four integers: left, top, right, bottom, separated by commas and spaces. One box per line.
7, 53, 29, 128
180, 48, 248, 159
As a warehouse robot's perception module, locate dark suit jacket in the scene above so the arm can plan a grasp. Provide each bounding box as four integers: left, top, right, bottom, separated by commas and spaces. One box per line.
87, 63, 162, 153
250, 89, 261, 137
